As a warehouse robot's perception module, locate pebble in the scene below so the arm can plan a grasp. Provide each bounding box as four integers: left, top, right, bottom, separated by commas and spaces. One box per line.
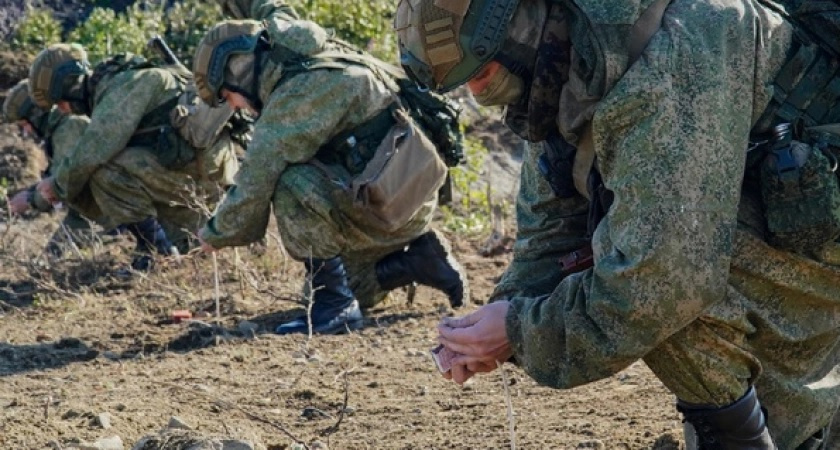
93, 412, 112, 429
167, 415, 192, 430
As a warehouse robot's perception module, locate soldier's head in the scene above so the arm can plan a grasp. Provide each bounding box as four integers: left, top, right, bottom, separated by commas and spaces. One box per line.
194, 20, 267, 113
215, 0, 252, 19
29, 43, 92, 115
3, 79, 49, 137
395, 0, 543, 106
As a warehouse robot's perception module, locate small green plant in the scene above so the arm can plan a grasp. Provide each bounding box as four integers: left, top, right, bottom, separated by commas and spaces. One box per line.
441, 134, 504, 235
11, 9, 63, 53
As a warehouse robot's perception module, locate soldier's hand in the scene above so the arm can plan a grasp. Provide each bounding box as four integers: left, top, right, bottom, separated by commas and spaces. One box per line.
36, 178, 58, 204
437, 301, 513, 382
8, 191, 31, 215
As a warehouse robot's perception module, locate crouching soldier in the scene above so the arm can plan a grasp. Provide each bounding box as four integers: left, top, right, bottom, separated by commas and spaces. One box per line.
193, 20, 469, 335
28, 43, 241, 271
3, 78, 106, 255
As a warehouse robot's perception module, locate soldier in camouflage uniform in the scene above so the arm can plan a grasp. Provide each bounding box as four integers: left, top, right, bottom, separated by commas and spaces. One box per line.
398, 0, 840, 448
192, 20, 468, 334
28, 43, 241, 270
3, 79, 107, 256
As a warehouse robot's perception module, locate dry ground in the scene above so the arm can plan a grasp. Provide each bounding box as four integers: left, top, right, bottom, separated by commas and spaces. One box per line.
0, 211, 685, 450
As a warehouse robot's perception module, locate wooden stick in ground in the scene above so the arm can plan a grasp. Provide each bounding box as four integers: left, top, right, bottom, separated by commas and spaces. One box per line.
212, 252, 221, 323
498, 360, 517, 450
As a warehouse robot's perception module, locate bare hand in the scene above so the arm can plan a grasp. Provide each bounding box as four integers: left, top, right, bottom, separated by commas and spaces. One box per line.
8, 191, 31, 214
438, 301, 514, 384
36, 178, 58, 204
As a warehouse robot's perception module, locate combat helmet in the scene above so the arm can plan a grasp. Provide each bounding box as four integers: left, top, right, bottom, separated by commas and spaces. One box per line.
29, 43, 91, 109
394, 0, 520, 92
194, 20, 266, 107
3, 79, 40, 123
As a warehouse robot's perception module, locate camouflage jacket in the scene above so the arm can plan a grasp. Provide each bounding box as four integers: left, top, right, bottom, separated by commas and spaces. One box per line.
28, 110, 90, 211
48, 67, 184, 202
505, 0, 795, 388
198, 31, 395, 248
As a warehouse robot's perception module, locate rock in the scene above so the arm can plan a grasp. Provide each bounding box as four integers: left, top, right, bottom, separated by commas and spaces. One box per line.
62, 409, 82, 420
576, 440, 605, 449
301, 407, 330, 420
131, 430, 260, 450
77, 435, 123, 450
310, 442, 328, 450
93, 412, 112, 429
166, 415, 192, 430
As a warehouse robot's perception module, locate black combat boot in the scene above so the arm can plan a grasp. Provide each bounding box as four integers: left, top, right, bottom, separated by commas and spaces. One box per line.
126, 217, 174, 271
275, 257, 364, 335
678, 386, 776, 450
375, 230, 468, 308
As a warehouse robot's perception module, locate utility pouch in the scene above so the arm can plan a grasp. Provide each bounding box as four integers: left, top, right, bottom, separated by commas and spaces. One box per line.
127, 126, 194, 170
350, 108, 448, 231
759, 124, 840, 253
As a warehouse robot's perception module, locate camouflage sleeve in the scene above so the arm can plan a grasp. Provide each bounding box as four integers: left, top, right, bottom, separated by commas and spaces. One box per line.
490, 141, 589, 301
505, 9, 780, 389
49, 114, 90, 163
200, 66, 392, 248
251, 0, 299, 21
50, 70, 173, 201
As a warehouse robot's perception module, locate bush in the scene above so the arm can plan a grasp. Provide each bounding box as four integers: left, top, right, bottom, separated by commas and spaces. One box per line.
11, 9, 63, 53
288, 0, 397, 62
441, 135, 505, 235
163, 0, 224, 66
67, 4, 165, 64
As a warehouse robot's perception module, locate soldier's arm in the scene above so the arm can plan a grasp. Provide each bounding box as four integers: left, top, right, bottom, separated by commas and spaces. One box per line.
50, 70, 172, 201
199, 68, 380, 249
503, 37, 751, 390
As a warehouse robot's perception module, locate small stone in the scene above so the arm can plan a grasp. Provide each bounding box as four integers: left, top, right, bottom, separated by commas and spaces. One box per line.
78, 435, 124, 450
62, 409, 82, 420
54, 337, 83, 349
301, 407, 330, 420
342, 406, 356, 415
576, 440, 605, 449
114, 403, 126, 412
255, 398, 271, 407
310, 441, 328, 450
167, 415, 192, 430
102, 351, 120, 361
93, 412, 112, 429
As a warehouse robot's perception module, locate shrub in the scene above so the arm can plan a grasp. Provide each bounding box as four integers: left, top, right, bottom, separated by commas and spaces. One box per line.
288, 0, 397, 62
441, 135, 505, 235
163, 0, 224, 66
11, 9, 63, 53
67, 4, 165, 64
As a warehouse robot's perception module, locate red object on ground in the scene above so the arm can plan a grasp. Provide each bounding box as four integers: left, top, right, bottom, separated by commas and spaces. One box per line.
171, 310, 192, 323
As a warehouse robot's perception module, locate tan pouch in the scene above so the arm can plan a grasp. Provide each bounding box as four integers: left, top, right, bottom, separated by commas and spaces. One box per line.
170, 83, 235, 150
351, 109, 447, 231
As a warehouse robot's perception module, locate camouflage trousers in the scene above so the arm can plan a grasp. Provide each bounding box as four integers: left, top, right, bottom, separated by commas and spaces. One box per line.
272, 163, 436, 308
497, 144, 840, 448
70, 142, 238, 248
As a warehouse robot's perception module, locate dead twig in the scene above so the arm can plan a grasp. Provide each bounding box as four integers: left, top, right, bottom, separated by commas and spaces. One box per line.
321, 367, 355, 437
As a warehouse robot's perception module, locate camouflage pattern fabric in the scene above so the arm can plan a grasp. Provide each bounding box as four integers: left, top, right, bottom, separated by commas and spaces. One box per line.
489, 141, 588, 300
48, 67, 238, 242
489, 0, 840, 448
199, 33, 436, 307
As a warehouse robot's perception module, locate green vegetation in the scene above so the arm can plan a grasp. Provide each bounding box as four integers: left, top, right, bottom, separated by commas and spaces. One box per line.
11, 0, 396, 63
441, 135, 505, 235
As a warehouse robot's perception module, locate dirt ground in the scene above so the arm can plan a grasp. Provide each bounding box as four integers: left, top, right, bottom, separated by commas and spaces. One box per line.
0, 208, 685, 450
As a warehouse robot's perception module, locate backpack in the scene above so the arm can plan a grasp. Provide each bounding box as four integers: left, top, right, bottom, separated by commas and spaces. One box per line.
89, 54, 237, 170
281, 49, 465, 167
